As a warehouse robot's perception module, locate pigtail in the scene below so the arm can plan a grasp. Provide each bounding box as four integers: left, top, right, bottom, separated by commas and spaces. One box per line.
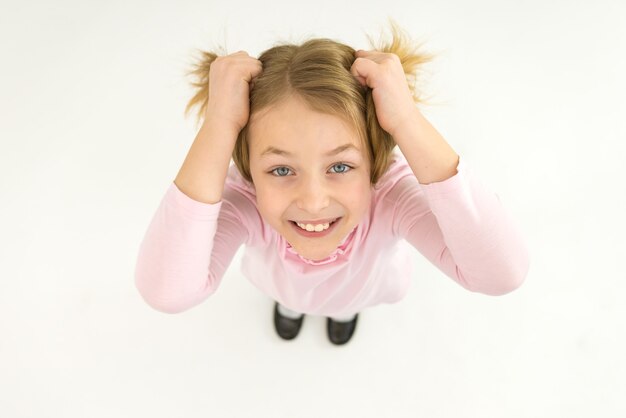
363, 18, 437, 185
365, 18, 436, 105
183, 46, 226, 129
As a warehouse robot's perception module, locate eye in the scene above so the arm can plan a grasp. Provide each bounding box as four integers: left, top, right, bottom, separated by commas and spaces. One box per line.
329, 163, 352, 174
270, 166, 292, 177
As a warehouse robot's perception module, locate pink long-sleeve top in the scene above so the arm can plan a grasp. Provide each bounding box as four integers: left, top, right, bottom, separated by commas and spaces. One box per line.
134, 149, 530, 316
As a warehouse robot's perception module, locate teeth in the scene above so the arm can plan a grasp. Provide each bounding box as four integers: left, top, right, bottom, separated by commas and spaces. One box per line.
296, 221, 332, 232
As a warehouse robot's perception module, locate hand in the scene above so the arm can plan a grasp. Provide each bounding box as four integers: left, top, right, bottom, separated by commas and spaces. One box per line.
350, 50, 418, 138
205, 51, 263, 134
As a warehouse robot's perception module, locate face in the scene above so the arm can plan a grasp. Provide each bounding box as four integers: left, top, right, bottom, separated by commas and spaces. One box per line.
248, 95, 372, 261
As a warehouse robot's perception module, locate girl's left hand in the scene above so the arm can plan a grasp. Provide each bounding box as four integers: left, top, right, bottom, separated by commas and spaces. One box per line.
351, 50, 418, 138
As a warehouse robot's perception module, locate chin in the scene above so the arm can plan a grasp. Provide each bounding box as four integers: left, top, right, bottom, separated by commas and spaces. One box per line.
290, 241, 335, 261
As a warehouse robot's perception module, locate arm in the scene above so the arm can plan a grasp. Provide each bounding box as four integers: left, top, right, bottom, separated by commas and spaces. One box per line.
174, 123, 239, 204
351, 51, 459, 185
351, 50, 528, 292
392, 108, 460, 185
389, 109, 529, 295
174, 50, 261, 204
134, 181, 249, 313
134, 121, 247, 313
391, 157, 530, 296
136, 49, 262, 312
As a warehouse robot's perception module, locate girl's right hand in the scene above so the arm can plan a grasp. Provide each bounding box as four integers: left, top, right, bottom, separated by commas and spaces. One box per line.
204, 51, 263, 135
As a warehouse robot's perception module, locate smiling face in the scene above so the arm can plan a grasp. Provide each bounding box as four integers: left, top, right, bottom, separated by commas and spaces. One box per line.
247, 95, 372, 261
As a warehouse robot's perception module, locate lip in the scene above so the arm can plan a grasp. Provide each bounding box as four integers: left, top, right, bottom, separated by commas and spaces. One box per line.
291, 217, 339, 224
289, 217, 342, 238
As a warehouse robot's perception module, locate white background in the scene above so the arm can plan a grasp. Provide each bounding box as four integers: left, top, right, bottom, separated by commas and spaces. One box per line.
1, 0, 624, 417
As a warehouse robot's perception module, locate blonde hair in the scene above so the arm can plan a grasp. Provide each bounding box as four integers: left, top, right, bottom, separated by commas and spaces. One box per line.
185, 19, 435, 186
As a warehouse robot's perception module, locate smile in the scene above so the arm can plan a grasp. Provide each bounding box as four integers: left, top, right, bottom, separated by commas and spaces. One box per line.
289, 218, 341, 238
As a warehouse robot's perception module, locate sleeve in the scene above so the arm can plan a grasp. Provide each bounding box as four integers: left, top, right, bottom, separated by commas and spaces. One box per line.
134, 182, 250, 313
391, 156, 530, 296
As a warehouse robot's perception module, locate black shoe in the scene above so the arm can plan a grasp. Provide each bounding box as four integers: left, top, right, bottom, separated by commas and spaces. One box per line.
327, 314, 359, 345
273, 302, 305, 340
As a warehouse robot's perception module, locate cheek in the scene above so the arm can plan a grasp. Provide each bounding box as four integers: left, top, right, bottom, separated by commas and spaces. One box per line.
338, 178, 371, 211
255, 183, 286, 217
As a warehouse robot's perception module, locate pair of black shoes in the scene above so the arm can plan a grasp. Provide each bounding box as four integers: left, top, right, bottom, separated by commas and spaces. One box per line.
273, 302, 358, 345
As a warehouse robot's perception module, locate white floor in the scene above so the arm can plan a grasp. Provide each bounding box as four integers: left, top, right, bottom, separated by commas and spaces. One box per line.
1, 1, 625, 417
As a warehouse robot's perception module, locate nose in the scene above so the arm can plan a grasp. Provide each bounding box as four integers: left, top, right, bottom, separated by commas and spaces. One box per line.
295, 175, 330, 215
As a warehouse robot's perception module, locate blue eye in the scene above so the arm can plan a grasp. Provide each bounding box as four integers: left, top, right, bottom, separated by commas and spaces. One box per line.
330, 163, 351, 174
270, 163, 352, 177
270, 167, 292, 177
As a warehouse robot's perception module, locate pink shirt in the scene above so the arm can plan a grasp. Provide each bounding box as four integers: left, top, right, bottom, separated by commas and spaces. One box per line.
134, 149, 530, 316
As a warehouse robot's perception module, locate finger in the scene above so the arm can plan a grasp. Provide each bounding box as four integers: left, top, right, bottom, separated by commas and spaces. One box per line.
354, 49, 385, 60
351, 57, 378, 89
250, 60, 263, 88
251, 61, 263, 78
353, 75, 366, 87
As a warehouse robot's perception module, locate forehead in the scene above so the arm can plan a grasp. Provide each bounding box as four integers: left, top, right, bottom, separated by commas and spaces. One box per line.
248, 97, 364, 154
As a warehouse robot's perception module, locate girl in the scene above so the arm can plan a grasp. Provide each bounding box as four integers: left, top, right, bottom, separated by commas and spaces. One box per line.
134, 22, 530, 346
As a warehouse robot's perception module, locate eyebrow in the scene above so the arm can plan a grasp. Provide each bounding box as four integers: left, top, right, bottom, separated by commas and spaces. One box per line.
260, 143, 360, 158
